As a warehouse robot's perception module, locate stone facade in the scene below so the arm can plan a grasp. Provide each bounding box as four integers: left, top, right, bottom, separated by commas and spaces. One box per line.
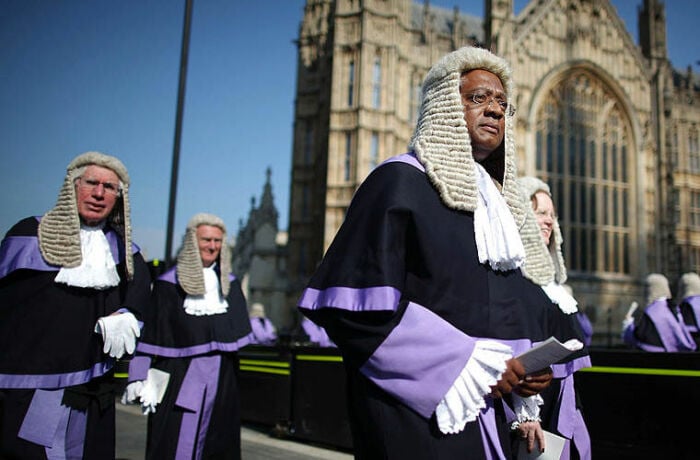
230, 168, 290, 331
284, 0, 700, 345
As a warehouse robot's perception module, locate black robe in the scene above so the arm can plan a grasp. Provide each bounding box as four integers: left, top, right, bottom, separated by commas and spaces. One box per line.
0, 216, 150, 459
129, 265, 252, 460
298, 154, 588, 459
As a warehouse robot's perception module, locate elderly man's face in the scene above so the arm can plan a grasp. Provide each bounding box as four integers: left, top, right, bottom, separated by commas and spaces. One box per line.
532, 191, 555, 246
459, 69, 507, 162
75, 165, 121, 226
197, 225, 223, 268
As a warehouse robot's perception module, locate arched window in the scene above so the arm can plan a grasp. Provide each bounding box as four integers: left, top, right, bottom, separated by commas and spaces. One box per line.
348, 60, 355, 106
535, 71, 633, 275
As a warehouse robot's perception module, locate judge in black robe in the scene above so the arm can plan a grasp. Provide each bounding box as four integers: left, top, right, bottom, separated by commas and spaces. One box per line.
298, 47, 588, 459
0, 152, 150, 459
126, 213, 252, 460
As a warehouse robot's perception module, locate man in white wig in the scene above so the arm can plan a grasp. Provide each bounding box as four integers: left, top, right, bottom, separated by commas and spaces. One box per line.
298, 46, 587, 458
677, 272, 700, 348
0, 151, 150, 458
125, 213, 252, 459
517, 176, 592, 459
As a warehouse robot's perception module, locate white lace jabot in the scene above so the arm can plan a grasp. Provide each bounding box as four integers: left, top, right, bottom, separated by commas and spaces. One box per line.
55, 223, 120, 289
183, 265, 229, 316
541, 282, 579, 314
473, 163, 525, 271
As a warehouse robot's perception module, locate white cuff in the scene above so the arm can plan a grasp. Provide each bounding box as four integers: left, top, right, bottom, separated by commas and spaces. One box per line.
512, 393, 543, 424
435, 340, 512, 434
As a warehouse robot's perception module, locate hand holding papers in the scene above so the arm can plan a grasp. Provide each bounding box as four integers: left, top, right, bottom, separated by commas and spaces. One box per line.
516, 337, 583, 374
517, 430, 566, 460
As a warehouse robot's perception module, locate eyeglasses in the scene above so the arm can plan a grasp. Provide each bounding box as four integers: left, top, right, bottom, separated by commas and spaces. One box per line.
76, 177, 121, 197
465, 91, 516, 116
535, 209, 556, 220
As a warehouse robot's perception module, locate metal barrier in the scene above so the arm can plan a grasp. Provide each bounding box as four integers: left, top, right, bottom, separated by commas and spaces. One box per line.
238, 345, 700, 458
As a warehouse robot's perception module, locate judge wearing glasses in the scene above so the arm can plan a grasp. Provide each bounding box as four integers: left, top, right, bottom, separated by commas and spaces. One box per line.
0, 151, 151, 459
298, 46, 587, 459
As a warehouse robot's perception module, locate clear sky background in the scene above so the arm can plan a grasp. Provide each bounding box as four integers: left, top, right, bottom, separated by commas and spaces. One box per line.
1, 0, 697, 261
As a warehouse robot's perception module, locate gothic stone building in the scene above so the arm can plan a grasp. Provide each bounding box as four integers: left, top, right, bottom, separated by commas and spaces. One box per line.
230, 169, 290, 330
285, 0, 700, 344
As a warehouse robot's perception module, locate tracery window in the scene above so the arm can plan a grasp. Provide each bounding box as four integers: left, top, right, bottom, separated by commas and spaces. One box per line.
535, 71, 632, 274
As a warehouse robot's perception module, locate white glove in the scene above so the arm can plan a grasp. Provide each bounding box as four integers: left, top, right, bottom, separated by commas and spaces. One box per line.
139, 369, 170, 415
121, 381, 144, 405
140, 379, 159, 414
96, 312, 140, 359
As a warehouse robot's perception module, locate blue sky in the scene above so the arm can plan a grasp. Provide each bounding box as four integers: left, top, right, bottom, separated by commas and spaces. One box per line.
1, 0, 697, 261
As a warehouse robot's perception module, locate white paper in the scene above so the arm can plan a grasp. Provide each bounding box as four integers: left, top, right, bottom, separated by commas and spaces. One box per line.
147, 368, 170, 404
517, 430, 566, 460
516, 337, 583, 374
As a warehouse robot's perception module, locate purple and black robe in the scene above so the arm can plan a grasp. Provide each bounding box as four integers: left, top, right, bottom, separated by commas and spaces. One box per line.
298, 154, 588, 459
128, 266, 252, 460
623, 298, 697, 352
0, 216, 150, 459
679, 295, 700, 348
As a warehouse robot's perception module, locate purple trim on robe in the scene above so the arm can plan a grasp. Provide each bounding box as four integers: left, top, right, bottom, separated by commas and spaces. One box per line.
301, 319, 336, 348
621, 322, 641, 349
635, 340, 666, 353
136, 335, 252, 358
64, 406, 87, 459
557, 375, 592, 460
104, 230, 141, 258
0, 225, 139, 280
175, 355, 221, 460
17, 389, 88, 459
0, 236, 59, 277
359, 301, 479, 418
18, 389, 66, 447
478, 398, 506, 460
571, 414, 592, 460
357, 301, 547, 419
551, 355, 592, 379
44, 406, 70, 459
379, 151, 426, 172
158, 266, 178, 284
128, 355, 152, 382
684, 296, 700, 331
0, 360, 113, 389
576, 312, 593, 347
298, 285, 402, 312
646, 300, 696, 351
249, 317, 277, 345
